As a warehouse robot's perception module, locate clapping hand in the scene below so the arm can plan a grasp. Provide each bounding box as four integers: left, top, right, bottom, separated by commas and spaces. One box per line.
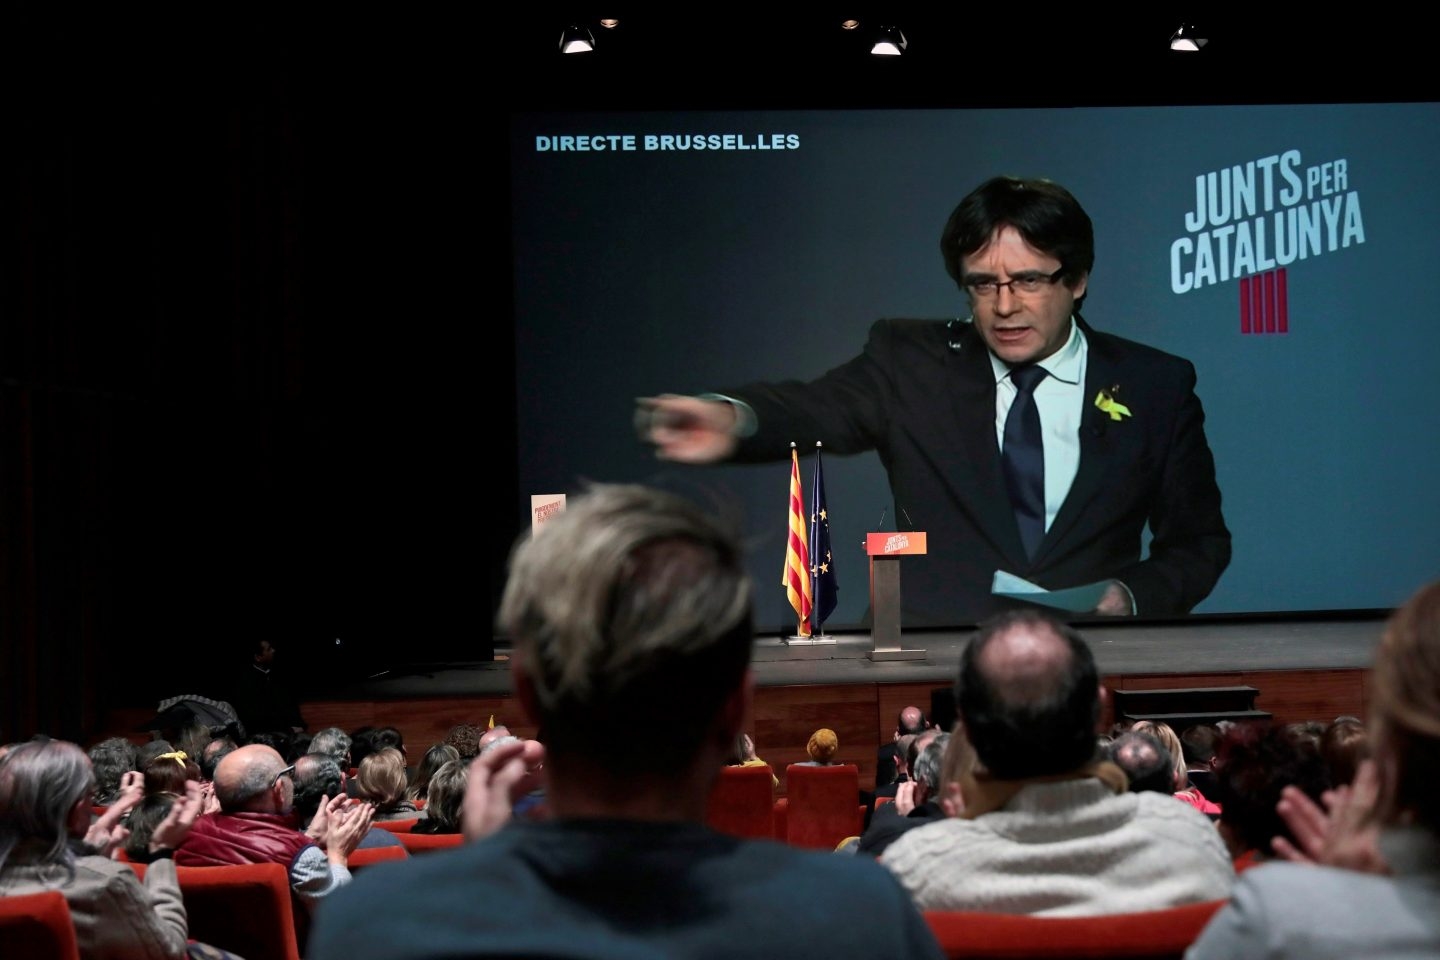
1272, 758, 1389, 874
148, 780, 206, 853
463, 738, 546, 841
85, 770, 143, 856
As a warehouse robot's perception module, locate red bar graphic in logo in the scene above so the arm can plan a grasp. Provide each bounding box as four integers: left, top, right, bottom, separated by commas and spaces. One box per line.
1239, 268, 1289, 335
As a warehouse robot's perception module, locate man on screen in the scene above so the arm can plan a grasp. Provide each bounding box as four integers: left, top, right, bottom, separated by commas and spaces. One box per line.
638, 176, 1230, 626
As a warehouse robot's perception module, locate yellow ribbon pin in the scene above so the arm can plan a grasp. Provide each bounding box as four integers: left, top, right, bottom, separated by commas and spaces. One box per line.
1094, 389, 1132, 422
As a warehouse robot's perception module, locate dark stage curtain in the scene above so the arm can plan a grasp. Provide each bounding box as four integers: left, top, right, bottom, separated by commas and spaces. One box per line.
2, 23, 493, 744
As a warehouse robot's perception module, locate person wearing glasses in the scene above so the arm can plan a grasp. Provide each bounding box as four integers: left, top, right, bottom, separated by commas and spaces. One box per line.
637, 176, 1230, 626
175, 744, 373, 916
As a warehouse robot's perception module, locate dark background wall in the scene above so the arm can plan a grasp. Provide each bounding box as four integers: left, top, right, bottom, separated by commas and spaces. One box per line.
2, 16, 502, 742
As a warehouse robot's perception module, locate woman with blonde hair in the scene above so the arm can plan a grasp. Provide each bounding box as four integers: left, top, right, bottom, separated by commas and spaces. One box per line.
1131, 719, 1219, 815
355, 747, 423, 821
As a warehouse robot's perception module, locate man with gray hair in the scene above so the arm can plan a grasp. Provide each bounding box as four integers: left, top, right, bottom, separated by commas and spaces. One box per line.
859, 731, 951, 857
310, 483, 944, 960
308, 727, 352, 768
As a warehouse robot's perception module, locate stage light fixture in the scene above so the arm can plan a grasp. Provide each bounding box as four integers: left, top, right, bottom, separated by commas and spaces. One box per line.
559, 24, 596, 54
870, 24, 907, 56
1169, 23, 1208, 51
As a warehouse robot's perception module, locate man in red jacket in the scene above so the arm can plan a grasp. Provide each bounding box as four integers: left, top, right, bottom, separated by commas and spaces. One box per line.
177, 743, 371, 917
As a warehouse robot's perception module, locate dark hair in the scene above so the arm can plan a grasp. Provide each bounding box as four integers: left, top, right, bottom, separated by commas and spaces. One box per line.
143, 754, 200, 796
1320, 718, 1369, 786
123, 793, 177, 863
939, 176, 1094, 300
407, 743, 460, 802
1180, 724, 1220, 765
956, 609, 1099, 779
200, 737, 238, 781
418, 760, 468, 834
1108, 730, 1175, 794
443, 724, 481, 762
349, 727, 378, 769
291, 754, 345, 824
371, 727, 404, 754
1214, 721, 1332, 855
87, 737, 138, 805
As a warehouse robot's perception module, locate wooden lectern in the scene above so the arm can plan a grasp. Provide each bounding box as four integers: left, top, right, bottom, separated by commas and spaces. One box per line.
865, 531, 928, 661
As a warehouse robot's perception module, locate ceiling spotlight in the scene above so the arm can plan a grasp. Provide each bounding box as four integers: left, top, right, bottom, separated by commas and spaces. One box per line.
1169, 23, 1208, 52
870, 25, 907, 56
560, 24, 596, 54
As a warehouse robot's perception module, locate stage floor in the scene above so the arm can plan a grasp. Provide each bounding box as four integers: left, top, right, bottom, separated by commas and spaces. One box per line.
338, 615, 1384, 700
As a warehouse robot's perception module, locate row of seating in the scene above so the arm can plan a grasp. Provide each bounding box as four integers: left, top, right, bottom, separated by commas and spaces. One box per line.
705, 763, 867, 849
0, 882, 1228, 960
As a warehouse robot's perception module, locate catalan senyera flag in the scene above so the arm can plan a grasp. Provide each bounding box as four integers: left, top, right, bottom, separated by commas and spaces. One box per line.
808, 444, 838, 632
783, 445, 812, 637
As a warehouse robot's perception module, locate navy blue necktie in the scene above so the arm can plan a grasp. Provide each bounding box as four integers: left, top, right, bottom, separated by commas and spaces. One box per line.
1003, 365, 1047, 561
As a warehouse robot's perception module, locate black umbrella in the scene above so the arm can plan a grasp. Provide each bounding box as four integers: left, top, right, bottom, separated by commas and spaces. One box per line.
135, 694, 243, 738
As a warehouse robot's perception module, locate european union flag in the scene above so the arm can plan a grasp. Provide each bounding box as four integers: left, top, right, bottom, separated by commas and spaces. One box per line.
808, 444, 839, 631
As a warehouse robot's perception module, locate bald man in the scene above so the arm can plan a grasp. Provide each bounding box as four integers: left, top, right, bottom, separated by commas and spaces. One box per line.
176, 744, 372, 915
880, 609, 1233, 916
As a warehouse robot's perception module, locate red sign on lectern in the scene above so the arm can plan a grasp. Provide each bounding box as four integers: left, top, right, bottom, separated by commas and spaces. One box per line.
865, 531, 929, 557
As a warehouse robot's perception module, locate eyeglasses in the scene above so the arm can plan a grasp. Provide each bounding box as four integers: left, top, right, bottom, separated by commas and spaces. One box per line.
963, 267, 1067, 298
270, 764, 296, 789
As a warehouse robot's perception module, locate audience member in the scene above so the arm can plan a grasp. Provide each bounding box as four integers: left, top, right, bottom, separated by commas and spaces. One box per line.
136, 739, 178, 769
1208, 721, 1331, 863
409, 760, 468, 835
727, 732, 779, 788
308, 482, 943, 960
87, 736, 139, 805
309, 728, 353, 770
143, 751, 202, 797
405, 743, 460, 804
798, 727, 840, 766
293, 754, 403, 850
1133, 719, 1220, 815
1319, 716, 1369, 787
876, 705, 930, 788
123, 792, 181, 864
1188, 579, 1440, 958
1108, 728, 1177, 795
175, 743, 372, 918
229, 638, 306, 738
881, 609, 1234, 915
476, 724, 511, 752
441, 723, 481, 763
857, 732, 951, 857
353, 747, 423, 821
0, 738, 216, 959
198, 736, 237, 782
1179, 723, 1221, 800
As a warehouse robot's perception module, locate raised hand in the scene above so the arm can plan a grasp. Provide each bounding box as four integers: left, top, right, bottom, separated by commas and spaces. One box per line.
635, 395, 739, 463
1272, 758, 1389, 874
463, 738, 546, 841
150, 780, 206, 852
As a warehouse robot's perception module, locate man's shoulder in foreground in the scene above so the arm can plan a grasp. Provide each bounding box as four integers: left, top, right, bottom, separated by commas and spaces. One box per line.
308, 820, 944, 960
879, 780, 1233, 915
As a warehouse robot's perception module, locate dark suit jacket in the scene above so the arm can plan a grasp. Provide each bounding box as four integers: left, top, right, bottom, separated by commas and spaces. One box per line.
729, 316, 1231, 626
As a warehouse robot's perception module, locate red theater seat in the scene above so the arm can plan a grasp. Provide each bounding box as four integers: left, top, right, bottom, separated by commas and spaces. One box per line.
0, 889, 80, 960
705, 764, 776, 839
923, 899, 1228, 960
781, 763, 863, 850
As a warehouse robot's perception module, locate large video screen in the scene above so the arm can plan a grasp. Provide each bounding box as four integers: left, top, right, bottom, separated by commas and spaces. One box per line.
509, 102, 1440, 631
